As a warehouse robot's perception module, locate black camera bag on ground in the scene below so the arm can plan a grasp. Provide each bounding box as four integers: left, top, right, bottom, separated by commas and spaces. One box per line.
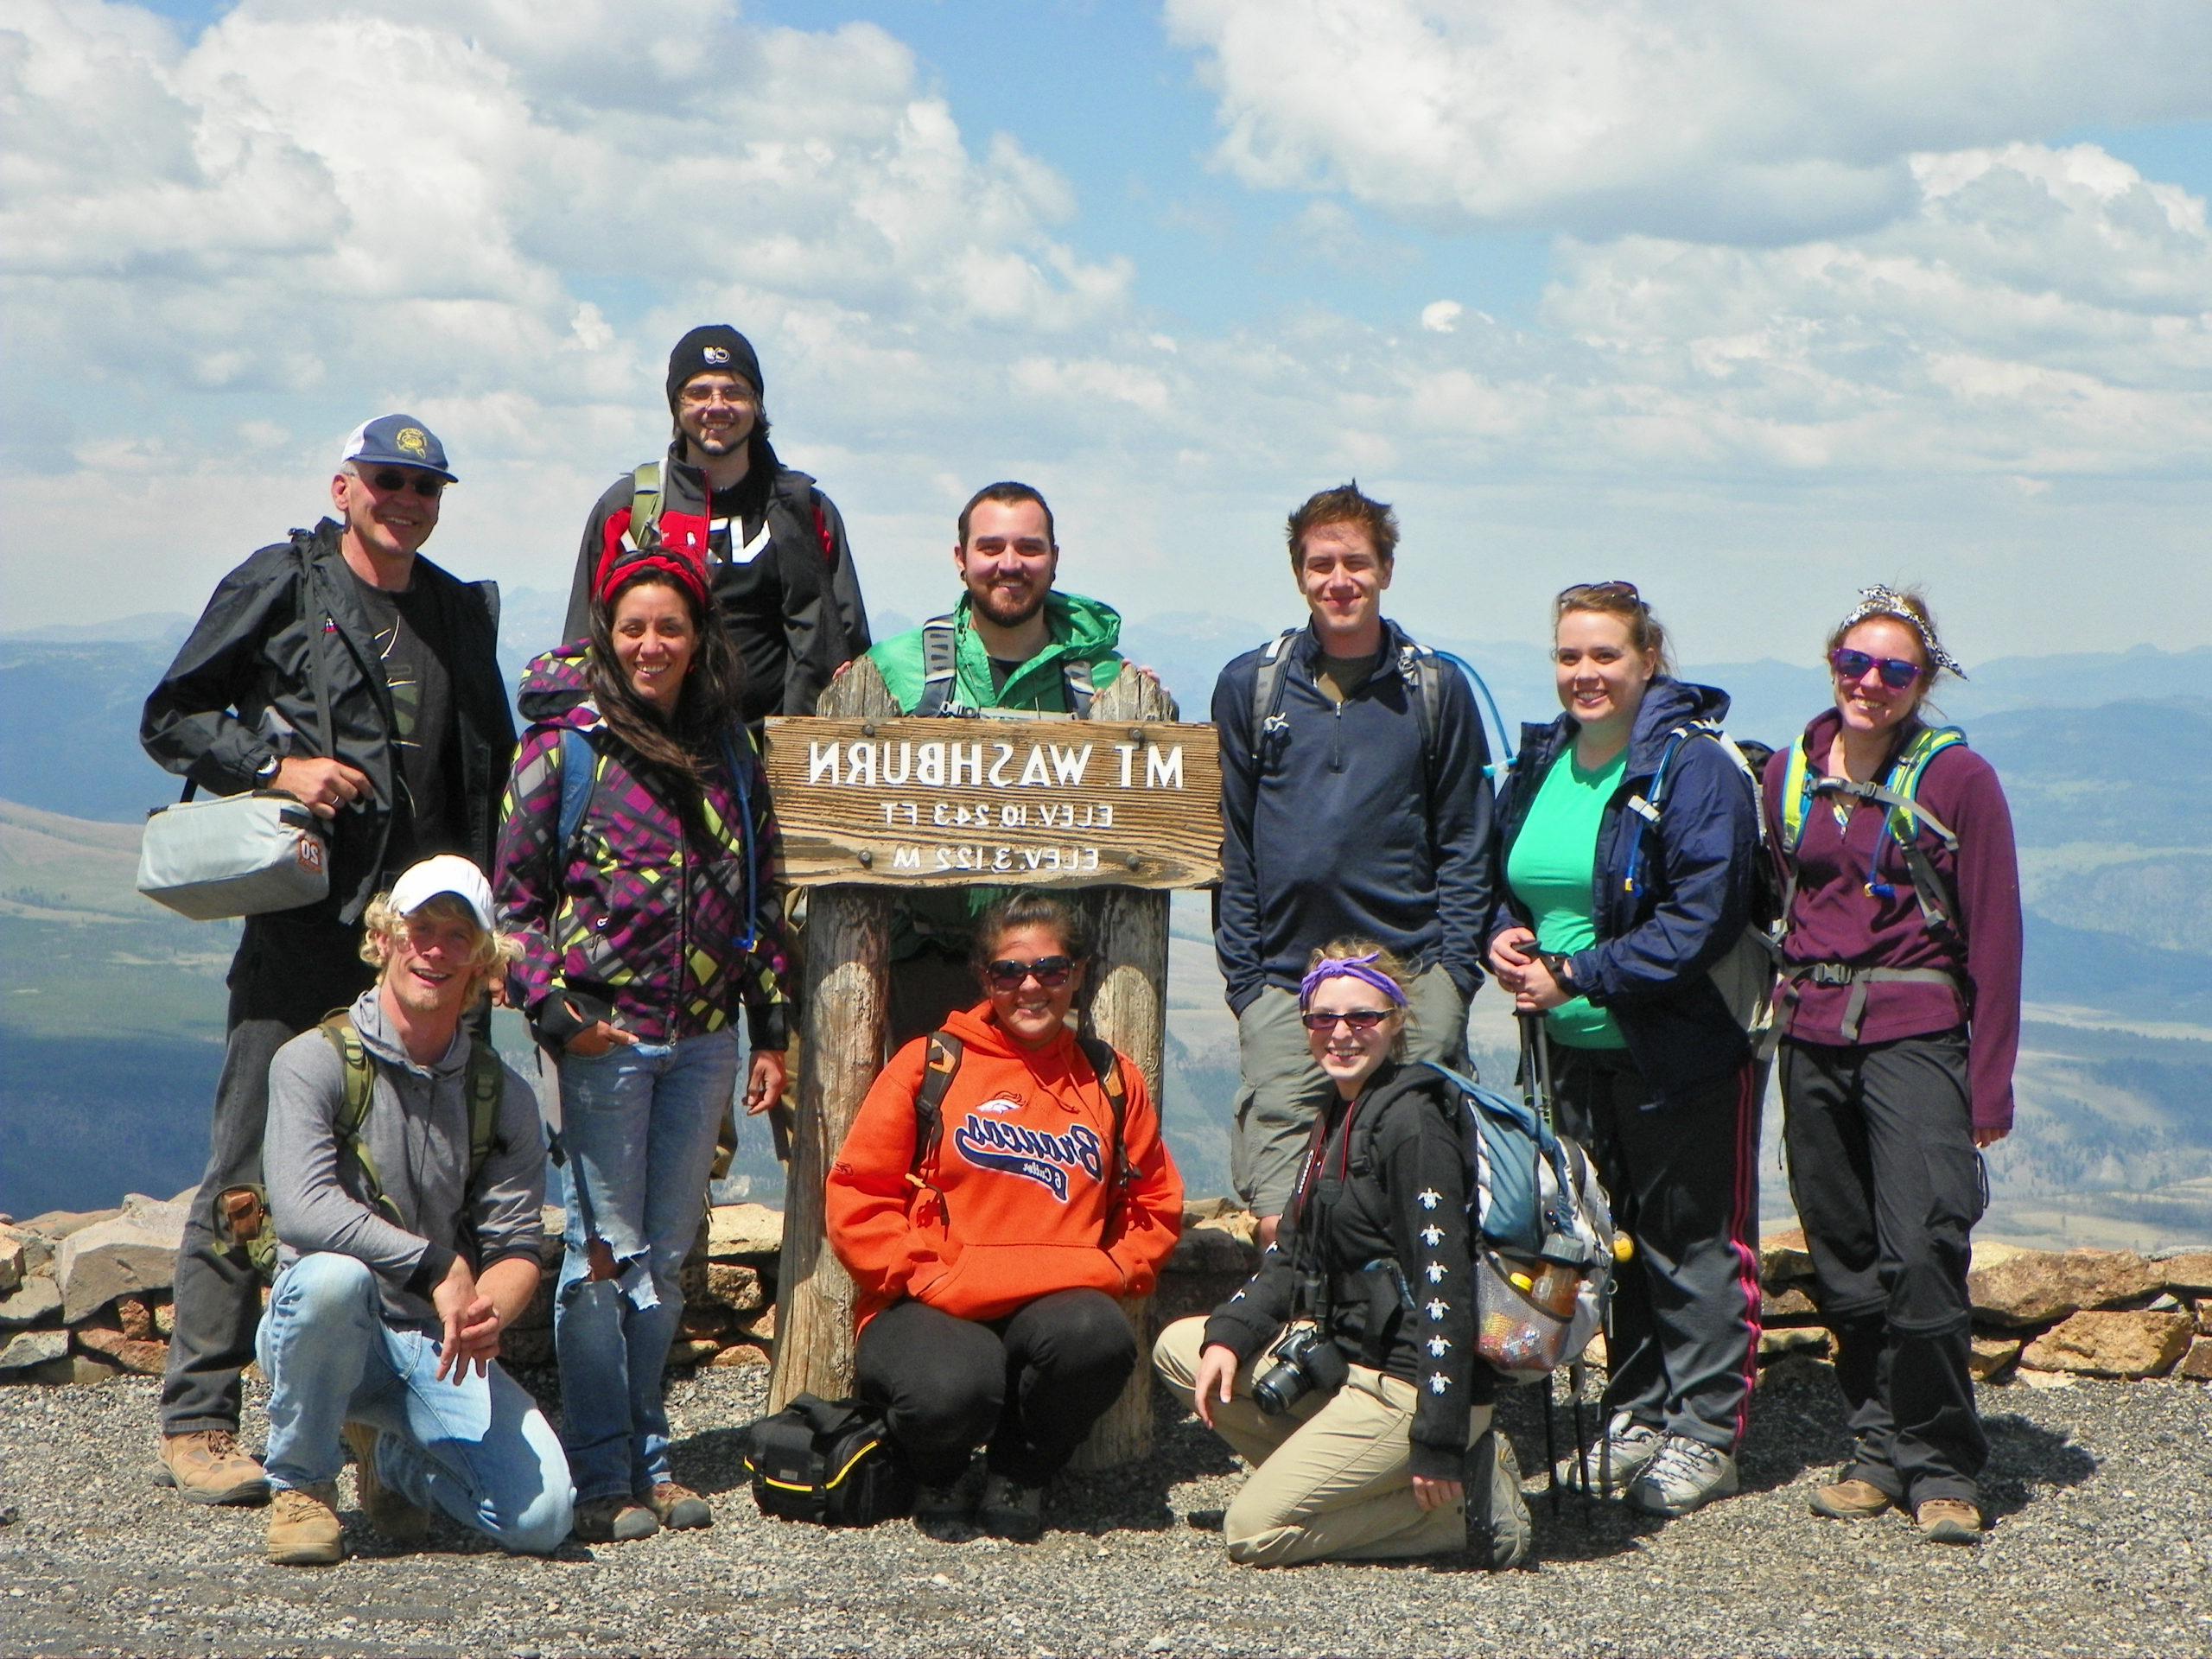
744, 1394, 914, 1526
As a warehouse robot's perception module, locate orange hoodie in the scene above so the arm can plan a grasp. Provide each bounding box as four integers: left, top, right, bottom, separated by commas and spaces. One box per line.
826, 1002, 1184, 1333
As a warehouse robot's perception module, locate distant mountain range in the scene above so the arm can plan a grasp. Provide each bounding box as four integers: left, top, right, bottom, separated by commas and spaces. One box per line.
2, 608, 2205, 1247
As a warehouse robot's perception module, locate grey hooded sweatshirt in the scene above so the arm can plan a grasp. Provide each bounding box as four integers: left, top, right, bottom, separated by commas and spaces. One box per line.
264, 987, 544, 1330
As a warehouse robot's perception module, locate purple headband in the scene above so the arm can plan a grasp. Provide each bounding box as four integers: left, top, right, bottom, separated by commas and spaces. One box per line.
1298, 951, 1408, 1010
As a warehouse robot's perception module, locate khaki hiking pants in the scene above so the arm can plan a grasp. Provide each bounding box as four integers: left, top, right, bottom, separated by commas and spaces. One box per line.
1154, 1315, 1490, 1566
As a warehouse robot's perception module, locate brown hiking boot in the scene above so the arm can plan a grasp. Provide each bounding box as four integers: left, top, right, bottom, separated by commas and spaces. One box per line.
1810, 1478, 1896, 1519
265, 1484, 343, 1565
154, 1430, 269, 1506
1915, 1497, 1983, 1545
344, 1422, 430, 1547
642, 1482, 712, 1530
573, 1495, 658, 1543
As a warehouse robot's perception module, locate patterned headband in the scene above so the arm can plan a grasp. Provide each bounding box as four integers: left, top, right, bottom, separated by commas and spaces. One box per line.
1836, 584, 1967, 680
594, 542, 709, 611
1298, 951, 1408, 1010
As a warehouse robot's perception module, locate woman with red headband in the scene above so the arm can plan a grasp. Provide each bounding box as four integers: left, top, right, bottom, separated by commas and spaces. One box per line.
493, 540, 790, 1545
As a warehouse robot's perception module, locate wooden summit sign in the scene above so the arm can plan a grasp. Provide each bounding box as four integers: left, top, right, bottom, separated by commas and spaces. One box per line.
760, 715, 1222, 889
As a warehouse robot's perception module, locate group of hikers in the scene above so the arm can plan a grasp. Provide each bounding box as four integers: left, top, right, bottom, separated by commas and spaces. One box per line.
137, 322, 2022, 1570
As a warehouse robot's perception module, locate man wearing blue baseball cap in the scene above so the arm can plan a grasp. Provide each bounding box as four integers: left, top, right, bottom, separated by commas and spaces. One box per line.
140, 416, 517, 1507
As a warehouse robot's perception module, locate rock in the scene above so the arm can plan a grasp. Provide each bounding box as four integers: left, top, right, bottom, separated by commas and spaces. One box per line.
56, 1195, 192, 1324
1757, 1353, 1833, 1391
679, 1305, 733, 1342
1969, 1238, 2029, 1274
738, 1303, 777, 1342
2156, 1251, 2212, 1295
1758, 1230, 1812, 1283
2178, 1338, 2212, 1382
1968, 1336, 2023, 1381
2020, 1310, 2194, 1378
153, 1300, 175, 1338
1166, 1225, 1258, 1276
113, 1298, 156, 1341
1968, 1249, 2162, 1329
0, 1273, 62, 1328
0, 1227, 24, 1295
709, 1341, 771, 1369
16, 1206, 118, 1243
706, 1204, 783, 1260
501, 1325, 554, 1369
2199, 1300, 2212, 1338
698, 1262, 767, 1313
665, 1337, 722, 1368
73, 1327, 167, 1376
2013, 1368, 2080, 1390
0, 1328, 70, 1373
1759, 1325, 1830, 1360
1762, 1285, 1817, 1321
66, 1353, 124, 1385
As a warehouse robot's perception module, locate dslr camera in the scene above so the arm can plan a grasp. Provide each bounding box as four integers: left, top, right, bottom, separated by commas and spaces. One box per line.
1252, 1325, 1347, 1416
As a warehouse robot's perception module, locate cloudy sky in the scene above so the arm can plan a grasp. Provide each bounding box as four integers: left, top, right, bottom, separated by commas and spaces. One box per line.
4, 0, 2209, 674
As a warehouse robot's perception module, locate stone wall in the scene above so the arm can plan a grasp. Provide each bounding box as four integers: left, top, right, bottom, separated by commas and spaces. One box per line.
4, 1192, 2209, 1389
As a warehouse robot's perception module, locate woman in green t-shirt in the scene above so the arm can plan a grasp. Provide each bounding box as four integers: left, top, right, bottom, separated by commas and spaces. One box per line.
1485, 582, 1764, 1522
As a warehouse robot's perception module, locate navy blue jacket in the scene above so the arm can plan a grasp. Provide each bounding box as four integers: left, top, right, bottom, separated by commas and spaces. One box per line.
1487, 678, 1755, 1091
1213, 620, 1494, 1014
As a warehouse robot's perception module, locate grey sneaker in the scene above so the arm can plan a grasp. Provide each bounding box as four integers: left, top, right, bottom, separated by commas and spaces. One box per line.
1625, 1433, 1739, 1517
1468, 1430, 1533, 1570
977, 1472, 1045, 1542
1554, 1412, 1665, 1497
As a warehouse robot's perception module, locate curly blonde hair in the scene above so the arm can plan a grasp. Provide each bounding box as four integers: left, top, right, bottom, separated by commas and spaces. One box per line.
359, 892, 522, 1008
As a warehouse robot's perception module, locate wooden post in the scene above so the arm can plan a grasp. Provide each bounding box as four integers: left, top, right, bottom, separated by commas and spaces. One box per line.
767, 661, 896, 1412
1069, 664, 1178, 1471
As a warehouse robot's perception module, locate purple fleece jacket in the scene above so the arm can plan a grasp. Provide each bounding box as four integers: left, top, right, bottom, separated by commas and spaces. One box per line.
1763, 709, 2023, 1134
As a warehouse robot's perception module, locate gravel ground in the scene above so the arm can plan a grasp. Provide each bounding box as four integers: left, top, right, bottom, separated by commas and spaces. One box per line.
0, 1360, 2205, 1659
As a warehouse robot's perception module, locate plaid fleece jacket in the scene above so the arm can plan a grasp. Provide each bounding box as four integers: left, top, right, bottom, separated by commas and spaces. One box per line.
494, 645, 791, 1049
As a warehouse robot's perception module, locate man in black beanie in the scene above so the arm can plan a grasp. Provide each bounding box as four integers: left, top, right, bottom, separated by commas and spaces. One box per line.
564, 324, 871, 722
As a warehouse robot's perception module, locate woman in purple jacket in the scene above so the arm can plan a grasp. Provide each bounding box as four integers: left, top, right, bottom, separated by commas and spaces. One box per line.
494, 540, 790, 1545
1764, 585, 2021, 1547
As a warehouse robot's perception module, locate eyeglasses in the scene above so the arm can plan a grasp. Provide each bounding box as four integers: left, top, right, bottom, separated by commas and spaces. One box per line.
982, 956, 1077, 991
1557, 580, 1642, 604
679, 383, 756, 407
1299, 1007, 1395, 1032
1829, 647, 1924, 690
365, 469, 445, 499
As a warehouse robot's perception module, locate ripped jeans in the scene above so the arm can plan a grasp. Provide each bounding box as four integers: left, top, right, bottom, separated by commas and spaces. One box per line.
553, 1027, 739, 1503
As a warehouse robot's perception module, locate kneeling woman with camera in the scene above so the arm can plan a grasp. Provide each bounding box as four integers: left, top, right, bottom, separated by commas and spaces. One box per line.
1154, 942, 1527, 1568
826, 893, 1184, 1541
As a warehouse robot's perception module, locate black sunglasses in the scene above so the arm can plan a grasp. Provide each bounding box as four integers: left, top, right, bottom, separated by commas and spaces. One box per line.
982, 955, 1077, 991
1299, 1007, 1395, 1032
1830, 647, 1923, 690
368, 468, 446, 499
1557, 579, 1642, 604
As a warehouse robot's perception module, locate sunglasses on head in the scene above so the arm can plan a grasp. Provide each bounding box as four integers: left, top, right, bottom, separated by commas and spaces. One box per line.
367, 468, 445, 499
982, 955, 1077, 991
1557, 579, 1642, 604
1299, 1007, 1395, 1032
1829, 647, 1924, 690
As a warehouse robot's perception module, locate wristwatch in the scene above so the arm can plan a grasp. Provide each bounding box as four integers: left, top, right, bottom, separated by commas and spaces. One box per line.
253, 755, 283, 786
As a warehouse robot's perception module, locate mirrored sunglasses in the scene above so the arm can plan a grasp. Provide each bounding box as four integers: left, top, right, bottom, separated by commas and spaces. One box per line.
982, 955, 1076, 991
369, 468, 445, 499
1829, 647, 1924, 690
1299, 1007, 1395, 1032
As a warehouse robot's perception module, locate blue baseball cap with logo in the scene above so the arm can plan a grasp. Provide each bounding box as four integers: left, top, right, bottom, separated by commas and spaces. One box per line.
340, 414, 457, 483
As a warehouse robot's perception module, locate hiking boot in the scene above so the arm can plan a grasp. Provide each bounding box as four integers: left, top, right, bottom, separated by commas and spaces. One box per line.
265, 1483, 343, 1565
1624, 1433, 1739, 1517
642, 1481, 713, 1530
1915, 1497, 1982, 1545
912, 1459, 982, 1540
1811, 1477, 1897, 1520
343, 1422, 429, 1547
1553, 1412, 1665, 1497
572, 1495, 658, 1543
978, 1472, 1046, 1543
154, 1429, 269, 1506
1468, 1429, 1533, 1570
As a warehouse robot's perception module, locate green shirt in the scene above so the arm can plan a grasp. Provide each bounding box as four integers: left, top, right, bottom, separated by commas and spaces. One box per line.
1505, 747, 1629, 1050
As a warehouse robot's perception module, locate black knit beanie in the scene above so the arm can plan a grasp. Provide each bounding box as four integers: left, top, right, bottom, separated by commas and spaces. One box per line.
666, 325, 763, 410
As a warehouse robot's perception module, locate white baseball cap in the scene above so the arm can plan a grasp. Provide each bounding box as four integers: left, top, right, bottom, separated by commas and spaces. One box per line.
386, 855, 496, 931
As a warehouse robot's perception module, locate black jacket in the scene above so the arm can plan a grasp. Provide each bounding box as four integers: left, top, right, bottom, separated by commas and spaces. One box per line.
1487, 677, 1758, 1091
142, 520, 517, 926
1212, 620, 1494, 1015
565, 437, 870, 723
1204, 1062, 1489, 1480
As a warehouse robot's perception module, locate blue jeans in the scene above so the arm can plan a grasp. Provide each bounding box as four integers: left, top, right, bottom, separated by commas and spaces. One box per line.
257, 1253, 573, 1554
553, 1027, 739, 1503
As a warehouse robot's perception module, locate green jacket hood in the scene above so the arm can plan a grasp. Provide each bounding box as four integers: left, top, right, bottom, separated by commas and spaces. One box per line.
869, 590, 1125, 715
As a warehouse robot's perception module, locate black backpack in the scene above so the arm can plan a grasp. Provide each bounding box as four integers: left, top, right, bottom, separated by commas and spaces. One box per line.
743, 1394, 914, 1527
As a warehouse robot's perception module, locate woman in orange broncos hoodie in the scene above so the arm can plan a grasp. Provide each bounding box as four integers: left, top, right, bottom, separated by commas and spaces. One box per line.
827, 893, 1183, 1542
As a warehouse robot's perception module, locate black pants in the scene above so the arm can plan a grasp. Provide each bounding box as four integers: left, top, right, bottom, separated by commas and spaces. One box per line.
1548, 1044, 1764, 1452
160, 912, 373, 1436
1780, 1030, 1987, 1510
855, 1290, 1136, 1487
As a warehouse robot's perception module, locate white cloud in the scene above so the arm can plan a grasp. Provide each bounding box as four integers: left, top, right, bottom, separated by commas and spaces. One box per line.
1164, 0, 2212, 242
1420, 300, 1462, 333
